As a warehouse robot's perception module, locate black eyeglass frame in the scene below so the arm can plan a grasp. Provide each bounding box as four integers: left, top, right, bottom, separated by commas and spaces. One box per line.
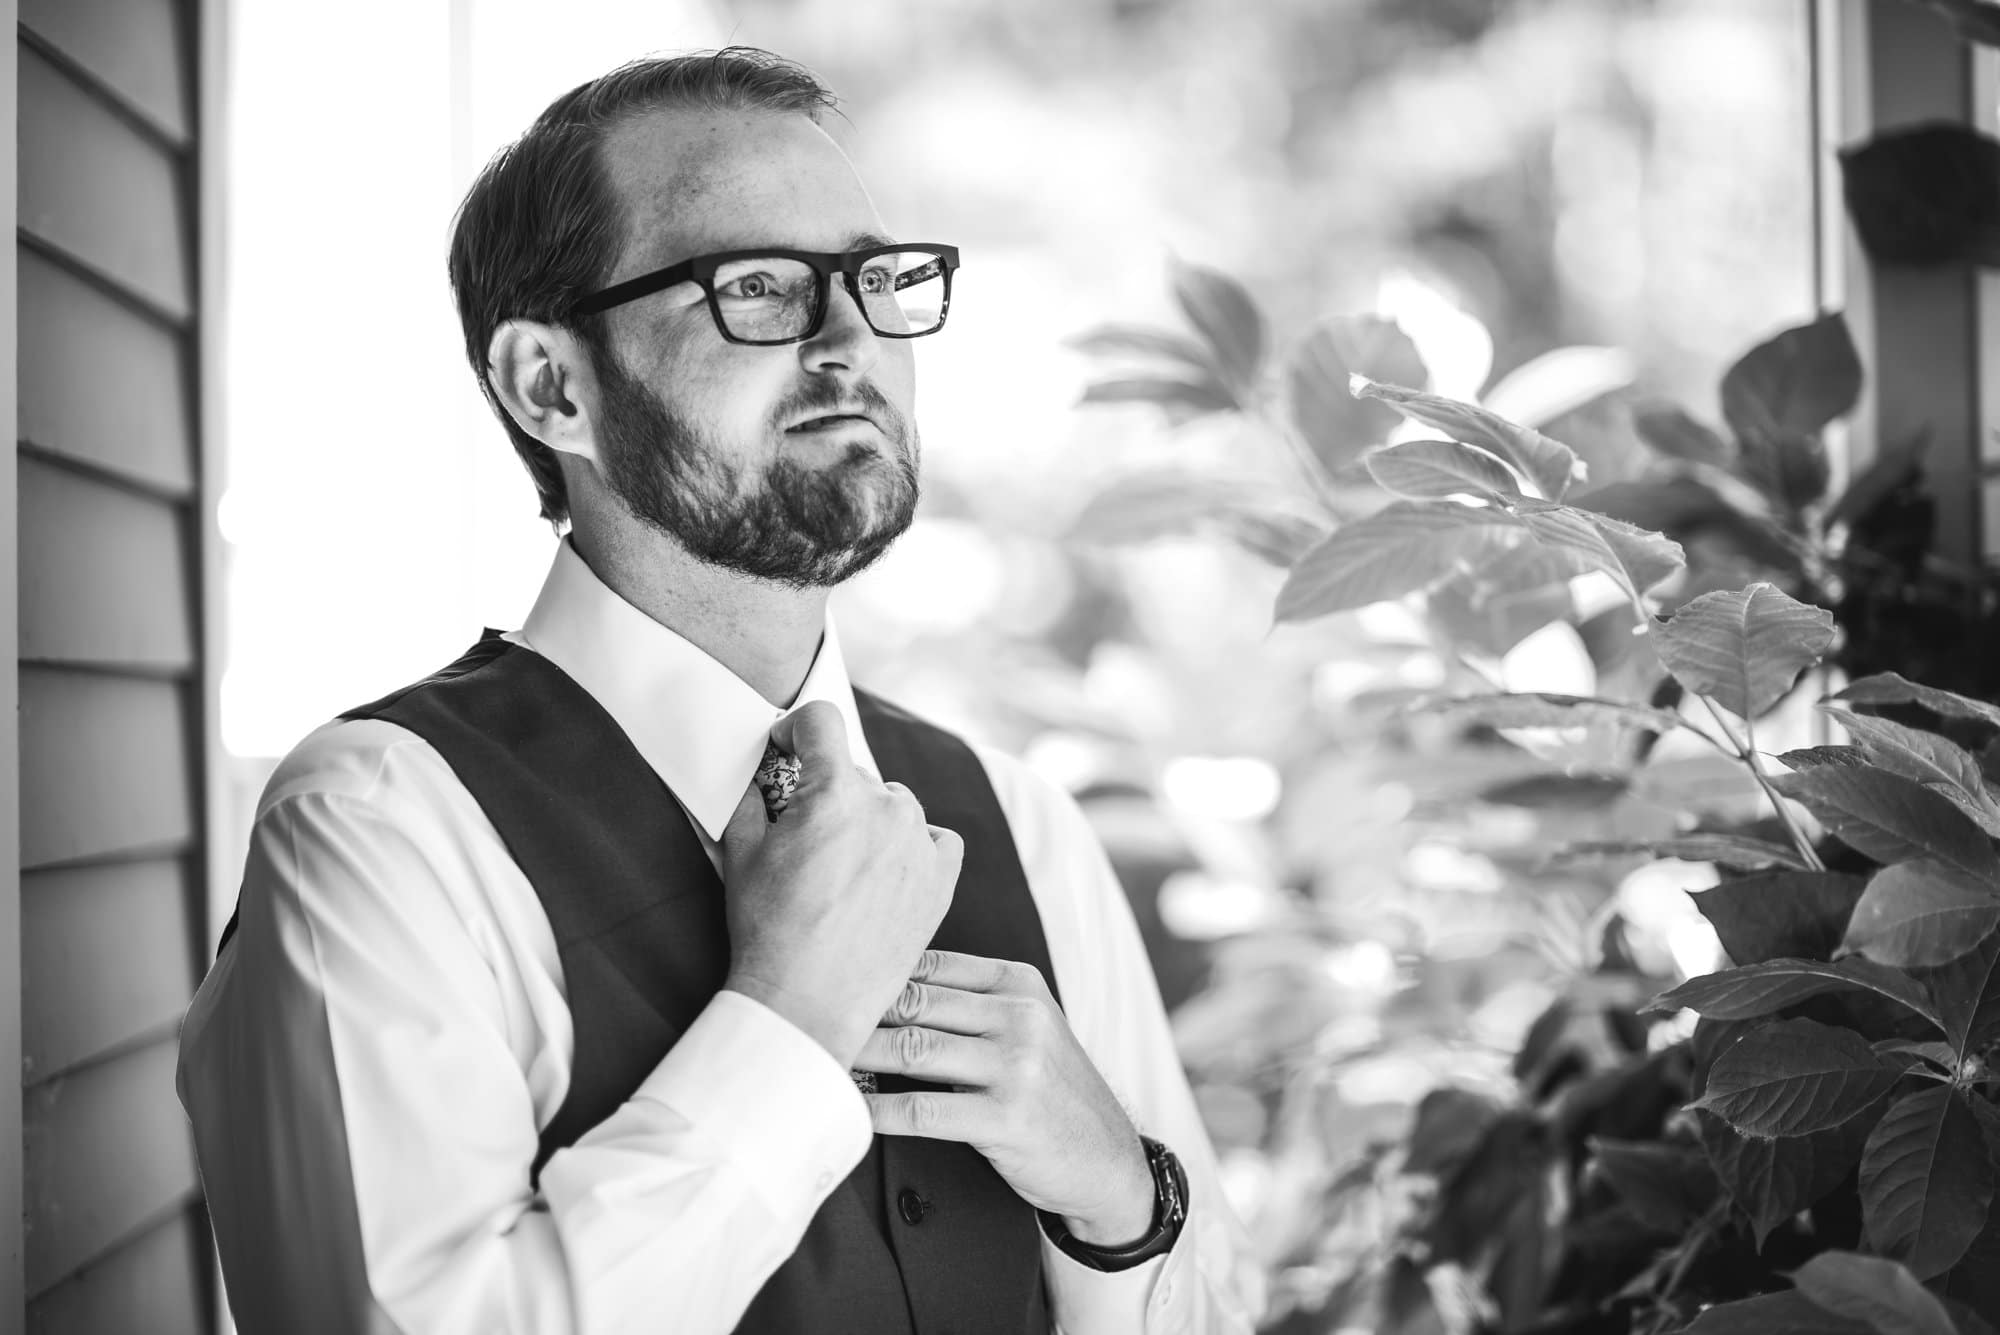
568, 242, 961, 345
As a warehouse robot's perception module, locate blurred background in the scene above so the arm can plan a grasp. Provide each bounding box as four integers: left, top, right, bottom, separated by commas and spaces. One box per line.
212, 0, 1824, 1328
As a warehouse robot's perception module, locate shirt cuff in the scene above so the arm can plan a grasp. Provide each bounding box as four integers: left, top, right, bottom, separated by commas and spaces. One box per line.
1042, 1220, 1191, 1334
634, 988, 874, 1214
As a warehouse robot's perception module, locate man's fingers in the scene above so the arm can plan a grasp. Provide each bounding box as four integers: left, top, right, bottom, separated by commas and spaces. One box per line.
927, 824, 965, 888
770, 700, 854, 779
855, 1025, 999, 1086
722, 780, 769, 853
909, 948, 1044, 997
882, 979, 1013, 1037
864, 1089, 988, 1142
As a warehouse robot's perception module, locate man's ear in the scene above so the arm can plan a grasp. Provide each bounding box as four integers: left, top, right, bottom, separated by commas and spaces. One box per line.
487, 320, 601, 463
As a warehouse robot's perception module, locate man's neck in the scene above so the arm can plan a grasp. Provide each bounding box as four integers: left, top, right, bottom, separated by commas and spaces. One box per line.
569, 523, 829, 709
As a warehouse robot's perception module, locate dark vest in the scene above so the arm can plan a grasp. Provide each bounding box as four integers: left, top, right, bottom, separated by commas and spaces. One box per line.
226, 634, 1060, 1334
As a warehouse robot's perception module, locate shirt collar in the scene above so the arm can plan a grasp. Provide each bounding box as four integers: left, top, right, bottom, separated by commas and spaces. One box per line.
518, 538, 875, 843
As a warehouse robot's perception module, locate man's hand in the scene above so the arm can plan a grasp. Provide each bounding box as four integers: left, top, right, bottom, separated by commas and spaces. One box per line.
721, 702, 964, 1069
857, 950, 1156, 1246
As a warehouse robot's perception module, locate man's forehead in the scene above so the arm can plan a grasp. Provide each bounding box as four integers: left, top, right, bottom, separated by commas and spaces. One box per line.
601, 106, 883, 265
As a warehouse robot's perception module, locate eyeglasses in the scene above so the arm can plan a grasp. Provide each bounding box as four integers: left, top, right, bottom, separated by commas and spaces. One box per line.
569, 242, 960, 345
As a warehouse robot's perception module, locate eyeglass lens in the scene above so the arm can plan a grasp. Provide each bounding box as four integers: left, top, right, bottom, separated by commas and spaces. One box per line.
712, 251, 948, 341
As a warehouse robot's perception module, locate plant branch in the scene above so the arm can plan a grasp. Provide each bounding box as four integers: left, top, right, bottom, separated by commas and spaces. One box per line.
1697, 695, 1825, 871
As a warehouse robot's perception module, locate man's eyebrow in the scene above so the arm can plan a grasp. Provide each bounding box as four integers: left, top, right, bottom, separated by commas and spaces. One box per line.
846, 231, 896, 251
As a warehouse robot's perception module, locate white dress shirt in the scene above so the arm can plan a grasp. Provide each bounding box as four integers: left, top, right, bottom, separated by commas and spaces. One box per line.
178, 539, 1264, 1335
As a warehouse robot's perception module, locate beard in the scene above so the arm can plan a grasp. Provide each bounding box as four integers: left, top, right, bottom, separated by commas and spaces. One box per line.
591, 347, 920, 589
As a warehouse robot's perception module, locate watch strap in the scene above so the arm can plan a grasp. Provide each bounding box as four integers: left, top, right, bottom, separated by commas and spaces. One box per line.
1038, 1136, 1188, 1272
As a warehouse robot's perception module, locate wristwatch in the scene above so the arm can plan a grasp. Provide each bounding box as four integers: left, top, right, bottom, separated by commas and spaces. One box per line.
1038, 1136, 1188, 1271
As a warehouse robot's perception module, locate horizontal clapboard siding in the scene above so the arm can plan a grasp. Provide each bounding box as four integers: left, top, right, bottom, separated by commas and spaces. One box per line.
27, 1208, 208, 1335
20, 458, 195, 670
19, 669, 196, 870
23, 1039, 200, 1297
19, 0, 192, 144
17, 42, 190, 318
17, 0, 213, 1325
17, 249, 195, 494
22, 859, 196, 1082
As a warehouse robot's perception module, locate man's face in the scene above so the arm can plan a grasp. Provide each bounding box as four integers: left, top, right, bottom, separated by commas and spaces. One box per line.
585, 107, 921, 588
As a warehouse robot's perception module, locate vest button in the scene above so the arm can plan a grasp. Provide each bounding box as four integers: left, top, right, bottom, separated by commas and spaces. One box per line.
897, 1188, 929, 1224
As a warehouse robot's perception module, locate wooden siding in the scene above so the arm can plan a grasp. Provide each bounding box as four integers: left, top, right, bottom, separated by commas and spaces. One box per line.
17, 44, 190, 319
22, 859, 196, 1083
18, 250, 195, 495
19, 457, 196, 670
26, 1208, 208, 1335
22, 1040, 200, 1296
18, 0, 193, 143
19, 669, 196, 870
18, 0, 213, 1326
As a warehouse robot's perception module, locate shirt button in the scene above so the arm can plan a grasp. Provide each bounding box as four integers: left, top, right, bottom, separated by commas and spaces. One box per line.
897, 1188, 929, 1225
813, 1171, 834, 1192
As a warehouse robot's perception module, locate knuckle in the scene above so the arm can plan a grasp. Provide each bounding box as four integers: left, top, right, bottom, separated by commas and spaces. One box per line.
894, 1023, 931, 1066
893, 980, 926, 1024
906, 1092, 939, 1133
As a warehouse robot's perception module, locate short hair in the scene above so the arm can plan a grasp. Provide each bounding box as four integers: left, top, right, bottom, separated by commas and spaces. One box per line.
448, 47, 839, 525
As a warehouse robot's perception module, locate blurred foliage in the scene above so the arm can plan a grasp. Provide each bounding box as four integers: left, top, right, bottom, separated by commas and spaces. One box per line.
1070, 245, 2000, 1328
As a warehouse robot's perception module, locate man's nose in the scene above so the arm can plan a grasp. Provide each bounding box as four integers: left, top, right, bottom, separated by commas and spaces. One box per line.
798, 275, 881, 377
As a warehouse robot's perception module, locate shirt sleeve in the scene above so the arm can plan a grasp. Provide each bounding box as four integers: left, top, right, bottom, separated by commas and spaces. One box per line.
975, 748, 1267, 1334
176, 732, 873, 1335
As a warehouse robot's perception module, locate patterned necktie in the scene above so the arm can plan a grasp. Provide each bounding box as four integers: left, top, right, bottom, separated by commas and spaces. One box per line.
754, 740, 877, 1096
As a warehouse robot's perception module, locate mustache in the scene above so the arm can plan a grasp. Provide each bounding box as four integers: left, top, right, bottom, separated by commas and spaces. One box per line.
772, 381, 906, 434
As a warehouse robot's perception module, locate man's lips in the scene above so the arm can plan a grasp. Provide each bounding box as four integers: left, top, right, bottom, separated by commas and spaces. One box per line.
785, 412, 878, 433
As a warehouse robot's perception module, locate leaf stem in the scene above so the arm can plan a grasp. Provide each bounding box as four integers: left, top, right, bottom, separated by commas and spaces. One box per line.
1697, 695, 1825, 871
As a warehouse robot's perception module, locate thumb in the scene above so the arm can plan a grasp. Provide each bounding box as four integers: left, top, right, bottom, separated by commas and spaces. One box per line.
721, 779, 769, 868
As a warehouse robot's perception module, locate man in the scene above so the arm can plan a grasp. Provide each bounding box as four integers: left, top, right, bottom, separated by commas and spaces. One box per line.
179, 46, 1261, 1335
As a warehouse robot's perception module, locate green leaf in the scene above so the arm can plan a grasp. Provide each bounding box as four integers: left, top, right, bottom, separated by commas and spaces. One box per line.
1837, 672, 2000, 732
1168, 257, 1263, 395
1554, 833, 1810, 871
1402, 1086, 1503, 1177
1352, 380, 1585, 500
1910, 932, 2000, 1060
1691, 1017, 1898, 1137
1844, 860, 2000, 968
1412, 692, 1686, 735
1065, 323, 1224, 380
1791, 1250, 1962, 1335
1691, 871, 1868, 965
1479, 772, 1628, 810
1746, 430, 1834, 512
1678, 1290, 1873, 1333
1771, 767, 2000, 880
1274, 502, 1523, 624
1827, 708, 2000, 835
1632, 402, 1733, 467
1423, 551, 1575, 657
1781, 745, 1872, 772
1652, 583, 1837, 720
1875, 1039, 1961, 1072
1698, 1107, 1879, 1248
1861, 1086, 1997, 1278
1363, 438, 1523, 500
1510, 501, 1687, 600
1721, 312, 1863, 444
1217, 511, 1327, 566
1572, 508, 1687, 594
1646, 957, 1943, 1029
1286, 316, 1427, 474
1077, 374, 1237, 420
1589, 1138, 1720, 1231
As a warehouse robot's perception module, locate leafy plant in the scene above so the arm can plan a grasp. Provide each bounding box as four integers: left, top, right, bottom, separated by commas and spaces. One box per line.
1071, 255, 2000, 1330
